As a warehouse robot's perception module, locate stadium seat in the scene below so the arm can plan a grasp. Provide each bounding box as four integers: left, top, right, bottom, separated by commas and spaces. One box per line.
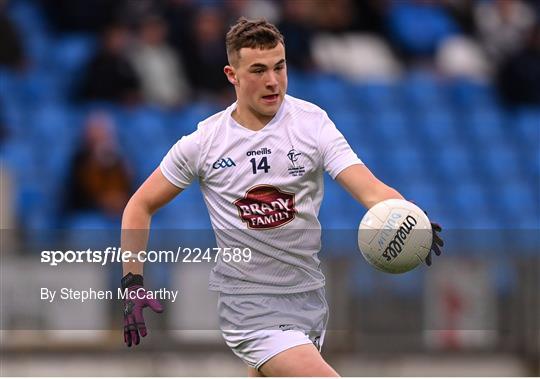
369, 109, 412, 147
306, 73, 350, 109
480, 142, 523, 182
29, 103, 75, 147
435, 144, 476, 183
330, 109, 365, 143
47, 34, 96, 92
447, 79, 497, 109
7, 0, 50, 66
400, 70, 444, 109
415, 107, 460, 146
496, 182, 540, 228
513, 108, 540, 150
465, 107, 507, 144
117, 106, 169, 159
350, 81, 397, 111
450, 182, 500, 228
387, 1, 459, 56
399, 182, 444, 217
384, 144, 428, 186
286, 69, 310, 99
168, 101, 220, 140
49, 34, 96, 74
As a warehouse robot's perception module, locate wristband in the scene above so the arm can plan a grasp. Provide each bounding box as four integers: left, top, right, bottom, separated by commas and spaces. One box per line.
121, 272, 144, 290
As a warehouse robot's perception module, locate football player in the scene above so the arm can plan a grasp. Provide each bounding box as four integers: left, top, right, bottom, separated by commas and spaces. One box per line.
121, 18, 443, 377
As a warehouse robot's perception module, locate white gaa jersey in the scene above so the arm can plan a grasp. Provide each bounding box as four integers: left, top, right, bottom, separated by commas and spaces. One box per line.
160, 94, 362, 294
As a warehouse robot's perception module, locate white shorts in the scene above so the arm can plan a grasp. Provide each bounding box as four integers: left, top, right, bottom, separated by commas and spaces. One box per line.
217, 288, 329, 370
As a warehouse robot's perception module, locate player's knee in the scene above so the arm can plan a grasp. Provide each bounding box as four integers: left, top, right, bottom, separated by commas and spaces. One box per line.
247, 367, 264, 377
259, 344, 339, 377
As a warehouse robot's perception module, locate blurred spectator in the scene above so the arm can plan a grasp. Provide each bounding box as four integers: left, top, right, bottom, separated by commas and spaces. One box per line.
0, 11, 26, 70
224, 0, 280, 25
310, 0, 359, 33
41, 0, 119, 33
386, 0, 460, 61
129, 16, 190, 108
65, 112, 133, 219
352, 0, 388, 34
497, 24, 540, 107
475, 0, 536, 63
181, 7, 232, 102
437, 36, 491, 80
277, 0, 315, 70
164, 0, 197, 55
441, 0, 477, 36
76, 23, 141, 104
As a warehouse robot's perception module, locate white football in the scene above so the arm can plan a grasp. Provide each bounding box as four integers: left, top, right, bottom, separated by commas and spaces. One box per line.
358, 199, 432, 274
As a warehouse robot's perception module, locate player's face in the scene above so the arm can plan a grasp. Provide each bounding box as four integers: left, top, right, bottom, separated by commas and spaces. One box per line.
230, 44, 287, 122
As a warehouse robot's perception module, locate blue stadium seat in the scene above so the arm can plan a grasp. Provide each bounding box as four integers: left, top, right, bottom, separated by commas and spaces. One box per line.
0, 68, 59, 106
7, 0, 50, 66
480, 142, 523, 182
350, 82, 397, 111
168, 101, 220, 140
513, 108, 540, 150
154, 185, 210, 230
48, 34, 96, 92
465, 107, 507, 144
416, 107, 460, 147
29, 103, 75, 147
496, 182, 540, 228
401, 70, 444, 109
399, 182, 444, 218
1, 98, 26, 139
319, 178, 362, 230
65, 212, 118, 229
448, 79, 497, 109
286, 69, 310, 100
306, 73, 349, 109
117, 106, 168, 155
450, 182, 500, 228
369, 109, 412, 147
435, 144, 476, 183
387, 1, 459, 56
384, 144, 428, 186
50, 34, 96, 74
330, 109, 364, 143
1, 140, 38, 184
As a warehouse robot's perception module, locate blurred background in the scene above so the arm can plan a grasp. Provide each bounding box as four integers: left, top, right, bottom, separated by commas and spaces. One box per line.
0, 0, 539, 376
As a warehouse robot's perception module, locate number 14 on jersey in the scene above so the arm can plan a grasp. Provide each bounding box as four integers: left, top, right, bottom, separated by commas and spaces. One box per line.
250, 157, 271, 174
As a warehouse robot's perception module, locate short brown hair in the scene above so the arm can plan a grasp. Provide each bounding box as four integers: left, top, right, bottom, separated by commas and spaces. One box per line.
226, 17, 284, 65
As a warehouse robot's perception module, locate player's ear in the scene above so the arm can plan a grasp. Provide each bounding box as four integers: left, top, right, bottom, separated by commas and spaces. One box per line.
224, 65, 238, 86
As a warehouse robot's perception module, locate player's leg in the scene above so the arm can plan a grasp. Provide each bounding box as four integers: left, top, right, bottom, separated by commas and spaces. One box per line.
258, 343, 339, 377
247, 366, 264, 377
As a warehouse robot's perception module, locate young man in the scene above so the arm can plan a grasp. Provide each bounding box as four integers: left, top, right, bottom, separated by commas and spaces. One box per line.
121, 18, 443, 377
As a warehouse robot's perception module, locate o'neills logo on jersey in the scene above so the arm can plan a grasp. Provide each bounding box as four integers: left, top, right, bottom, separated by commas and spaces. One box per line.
234, 185, 296, 229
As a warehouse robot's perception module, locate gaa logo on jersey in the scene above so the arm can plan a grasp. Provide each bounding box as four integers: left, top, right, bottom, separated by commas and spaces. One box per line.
212, 158, 236, 169
234, 185, 296, 229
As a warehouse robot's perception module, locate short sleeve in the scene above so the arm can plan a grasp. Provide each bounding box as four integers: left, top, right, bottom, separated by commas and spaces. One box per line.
159, 130, 201, 188
318, 113, 363, 179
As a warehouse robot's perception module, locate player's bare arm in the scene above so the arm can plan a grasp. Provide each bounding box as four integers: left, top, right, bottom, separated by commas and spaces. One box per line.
336, 164, 404, 209
121, 168, 182, 346
121, 167, 182, 275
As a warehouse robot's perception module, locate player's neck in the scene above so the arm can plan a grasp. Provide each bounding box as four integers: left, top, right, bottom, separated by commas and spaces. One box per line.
232, 106, 274, 132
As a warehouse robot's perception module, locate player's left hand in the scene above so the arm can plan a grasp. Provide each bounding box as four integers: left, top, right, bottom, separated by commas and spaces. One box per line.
425, 221, 443, 266
121, 273, 164, 347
